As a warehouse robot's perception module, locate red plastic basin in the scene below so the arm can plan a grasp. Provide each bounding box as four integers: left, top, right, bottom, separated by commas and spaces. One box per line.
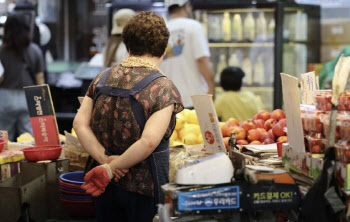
0, 139, 6, 153
60, 198, 95, 217
59, 188, 89, 196
59, 180, 83, 190
22, 145, 62, 162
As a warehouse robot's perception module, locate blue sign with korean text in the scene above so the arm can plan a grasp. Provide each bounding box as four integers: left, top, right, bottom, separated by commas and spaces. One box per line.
178, 186, 240, 211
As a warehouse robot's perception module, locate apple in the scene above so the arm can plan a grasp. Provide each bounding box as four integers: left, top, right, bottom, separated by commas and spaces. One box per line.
221, 123, 229, 137
312, 145, 321, 154
316, 122, 323, 133
260, 132, 272, 142
268, 129, 276, 141
254, 119, 265, 129
271, 109, 286, 121
237, 140, 249, 145
226, 125, 238, 137
247, 129, 261, 142
278, 118, 287, 128
262, 138, 274, 144
250, 140, 261, 145
228, 126, 247, 141
242, 119, 257, 132
226, 118, 239, 127
277, 136, 288, 143
257, 110, 271, 121
252, 114, 258, 120
264, 118, 277, 131
256, 128, 267, 134
221, 124, 236, 137
223, 137, 230, 150
272, 121, 286, 137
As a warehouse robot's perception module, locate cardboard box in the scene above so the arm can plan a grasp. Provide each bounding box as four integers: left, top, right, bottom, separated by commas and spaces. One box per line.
321, 19, 350, 44
24, 84, 60, 146
311, 154, 324, 180
282, 144, 312, 178
191, 95, 226, 154
0, 162, 20, 182
321, 43, 349, 63
335, 162, 350, 190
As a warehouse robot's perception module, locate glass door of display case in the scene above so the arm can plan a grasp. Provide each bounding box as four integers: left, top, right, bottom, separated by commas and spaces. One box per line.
192, 0, 320, 111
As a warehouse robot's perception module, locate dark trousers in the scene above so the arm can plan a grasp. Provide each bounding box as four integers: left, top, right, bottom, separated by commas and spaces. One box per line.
93, 184, 156, 222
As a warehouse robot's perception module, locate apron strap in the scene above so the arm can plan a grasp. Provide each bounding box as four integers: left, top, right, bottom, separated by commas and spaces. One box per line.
94, 67, 112, 106
129, 72, 164, 133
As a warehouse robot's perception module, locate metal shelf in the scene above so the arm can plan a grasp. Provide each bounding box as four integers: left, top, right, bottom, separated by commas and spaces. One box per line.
209, 42, 274, 48
210, 8, 275, 13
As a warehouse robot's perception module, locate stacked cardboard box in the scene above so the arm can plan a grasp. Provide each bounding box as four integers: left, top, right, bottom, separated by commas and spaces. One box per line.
321, 19, 350, 63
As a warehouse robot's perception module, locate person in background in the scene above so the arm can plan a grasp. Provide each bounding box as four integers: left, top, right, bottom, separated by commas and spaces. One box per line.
160, 0, 215, 108
0, 14, 45, 142
103, 8, 135, 68
215, 67, 263, 122
74, 11, 183, 222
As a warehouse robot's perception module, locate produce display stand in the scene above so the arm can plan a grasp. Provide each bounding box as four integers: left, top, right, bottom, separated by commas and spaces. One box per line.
160, 95, 303, 221
0, 159, 70, 222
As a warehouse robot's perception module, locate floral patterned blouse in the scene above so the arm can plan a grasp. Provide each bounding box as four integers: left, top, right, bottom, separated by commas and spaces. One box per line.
86, 57, 184, 197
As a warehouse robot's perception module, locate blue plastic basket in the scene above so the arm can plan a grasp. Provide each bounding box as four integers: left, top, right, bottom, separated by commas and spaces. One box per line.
59, 171, 85, 185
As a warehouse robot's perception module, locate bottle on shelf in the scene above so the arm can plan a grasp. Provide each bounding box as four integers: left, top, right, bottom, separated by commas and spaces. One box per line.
243, 12, 255, 41
242, 57, 253, 85
209, 14, 222, 41
295, 12, 307, 41
254, 55, 265, 85
231, 13, 243, 42
267, 18, 275, 41
288, 13, 296, 41
228, 52, 241, 67
215, 54, 227, 84
256, 12, 267, 41
202, 11, 208, 38
222, 12, 231, 42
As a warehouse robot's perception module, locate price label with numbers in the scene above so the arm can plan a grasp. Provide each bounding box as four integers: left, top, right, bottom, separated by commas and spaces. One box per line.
300, 71, 316, 105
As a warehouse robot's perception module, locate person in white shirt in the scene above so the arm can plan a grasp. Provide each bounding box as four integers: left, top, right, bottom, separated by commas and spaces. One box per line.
103, 8, 135, 68
160, 0, 215, 108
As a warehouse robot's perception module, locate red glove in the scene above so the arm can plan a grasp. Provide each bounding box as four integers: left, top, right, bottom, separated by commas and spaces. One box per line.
81, 164, 113, 197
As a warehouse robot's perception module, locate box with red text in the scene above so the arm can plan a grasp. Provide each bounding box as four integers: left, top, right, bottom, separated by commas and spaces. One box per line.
24, 84, 59, 146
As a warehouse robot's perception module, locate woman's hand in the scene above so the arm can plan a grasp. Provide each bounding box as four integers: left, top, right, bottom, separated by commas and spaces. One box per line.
104, 155, 129, 182
81, 164, 113, 197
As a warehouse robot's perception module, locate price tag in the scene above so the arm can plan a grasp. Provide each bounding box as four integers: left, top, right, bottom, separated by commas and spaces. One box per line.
316, 76, 320, 90
300, 71, 316, 105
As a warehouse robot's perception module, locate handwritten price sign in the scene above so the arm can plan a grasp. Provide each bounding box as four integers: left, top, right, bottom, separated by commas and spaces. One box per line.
300, 71, 316, 105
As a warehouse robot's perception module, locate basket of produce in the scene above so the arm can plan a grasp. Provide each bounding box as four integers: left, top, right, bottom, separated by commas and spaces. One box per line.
22, 145, 62, 162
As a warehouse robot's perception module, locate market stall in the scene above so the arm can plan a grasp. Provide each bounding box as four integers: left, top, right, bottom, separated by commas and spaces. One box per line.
157, 56, 350, 221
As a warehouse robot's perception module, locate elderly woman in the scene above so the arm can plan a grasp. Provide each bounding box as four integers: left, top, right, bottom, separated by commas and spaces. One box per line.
73, 11, 183, 222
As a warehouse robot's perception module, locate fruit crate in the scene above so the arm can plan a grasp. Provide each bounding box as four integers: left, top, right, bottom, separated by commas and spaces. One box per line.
306, 133, 327, 154
314, 90, 350, 111
335, 143, 350, 163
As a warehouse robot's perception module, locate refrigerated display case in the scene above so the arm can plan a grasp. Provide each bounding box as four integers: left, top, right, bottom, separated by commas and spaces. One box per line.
191, 0, 320, 111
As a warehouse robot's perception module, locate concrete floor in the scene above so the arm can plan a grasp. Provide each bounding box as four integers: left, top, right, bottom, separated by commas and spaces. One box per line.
46, 219, 95, 222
